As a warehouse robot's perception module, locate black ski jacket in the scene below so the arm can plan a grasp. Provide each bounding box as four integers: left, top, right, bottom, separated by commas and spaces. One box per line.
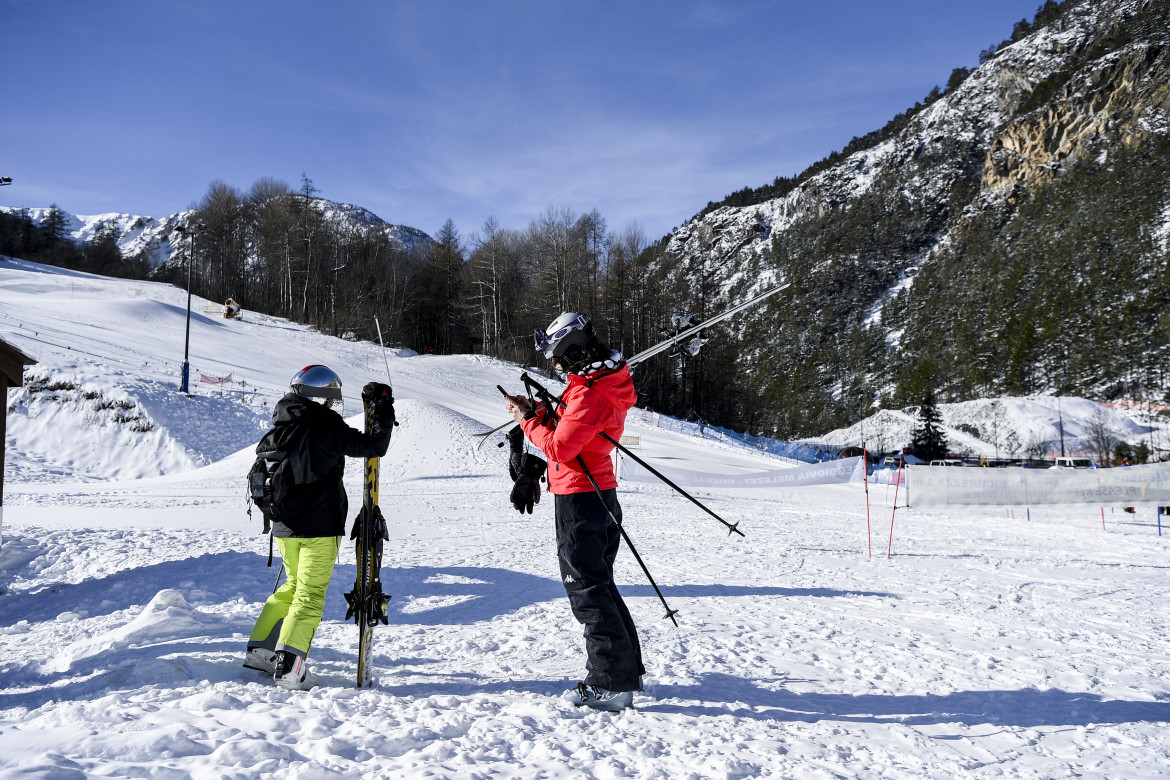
268, 393, 392, 539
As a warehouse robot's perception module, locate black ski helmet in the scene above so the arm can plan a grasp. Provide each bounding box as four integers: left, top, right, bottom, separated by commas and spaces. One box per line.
290, 364, 343, 413
535, 312, 595, 369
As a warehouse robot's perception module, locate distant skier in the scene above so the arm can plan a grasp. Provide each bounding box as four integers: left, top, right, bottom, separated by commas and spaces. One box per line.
245, 365, 394, 690
503, 312, 644, 711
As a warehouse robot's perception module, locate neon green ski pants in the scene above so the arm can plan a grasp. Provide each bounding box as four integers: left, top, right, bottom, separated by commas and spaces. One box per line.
249, 536, 340, 659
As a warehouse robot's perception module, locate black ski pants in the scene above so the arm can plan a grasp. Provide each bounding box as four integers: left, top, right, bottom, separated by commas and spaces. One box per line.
554, 488, 645, 692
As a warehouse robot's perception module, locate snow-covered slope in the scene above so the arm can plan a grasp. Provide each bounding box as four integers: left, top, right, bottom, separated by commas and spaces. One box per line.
4, 258, 1170, 778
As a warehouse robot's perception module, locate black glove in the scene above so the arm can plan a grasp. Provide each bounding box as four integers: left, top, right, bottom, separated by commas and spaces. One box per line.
505, 426, 525, 481
362, 382, 395, 430
510, 454, 547, 514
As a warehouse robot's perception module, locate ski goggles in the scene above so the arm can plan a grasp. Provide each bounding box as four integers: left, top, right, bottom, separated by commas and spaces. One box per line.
295, 385, 342, 402
533, 314, 589, 354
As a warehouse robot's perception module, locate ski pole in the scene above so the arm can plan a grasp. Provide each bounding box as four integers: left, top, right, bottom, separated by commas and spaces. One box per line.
272, 563, 285, 594
503, 379, 679, 625
374, 316, 393, 389
479, 284, 790, 445
600, 432, 744, 537
477, 387, 562, 448
577, 455, 680, 627
373, 316, 400, 429
518, 372, 745, 538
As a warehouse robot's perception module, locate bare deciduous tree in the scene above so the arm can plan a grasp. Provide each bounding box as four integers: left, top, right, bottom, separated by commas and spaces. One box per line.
1085, 407, 1117, 466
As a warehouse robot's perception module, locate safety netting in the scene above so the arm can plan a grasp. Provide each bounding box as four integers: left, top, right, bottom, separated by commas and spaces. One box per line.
619, 455, 865, 489
910, 461, 1170, 506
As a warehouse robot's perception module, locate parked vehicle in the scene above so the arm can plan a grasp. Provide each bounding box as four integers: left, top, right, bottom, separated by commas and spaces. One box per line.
1054, 457, 1094, 468
929, 459, 964, 467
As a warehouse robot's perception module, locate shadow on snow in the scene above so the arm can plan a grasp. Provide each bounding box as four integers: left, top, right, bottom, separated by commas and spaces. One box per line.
641, 671, 1170, 728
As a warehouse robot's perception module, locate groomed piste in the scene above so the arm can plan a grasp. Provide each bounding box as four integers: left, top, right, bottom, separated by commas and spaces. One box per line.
2, 258, 1169, 779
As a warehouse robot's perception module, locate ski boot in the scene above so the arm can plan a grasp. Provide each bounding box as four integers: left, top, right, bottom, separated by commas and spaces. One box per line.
274, 650, 319, 691
243, 647, 277, 674
564, 682, 633, 711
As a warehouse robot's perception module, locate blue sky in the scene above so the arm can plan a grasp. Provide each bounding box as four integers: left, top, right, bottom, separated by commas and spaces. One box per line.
2, 1, 1043, 242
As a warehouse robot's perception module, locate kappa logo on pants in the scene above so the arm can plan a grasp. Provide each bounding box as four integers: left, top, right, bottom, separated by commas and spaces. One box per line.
564, 574, 577, 585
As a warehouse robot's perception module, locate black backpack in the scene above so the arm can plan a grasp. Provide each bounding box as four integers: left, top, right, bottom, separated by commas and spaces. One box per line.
247, 421, 321, 532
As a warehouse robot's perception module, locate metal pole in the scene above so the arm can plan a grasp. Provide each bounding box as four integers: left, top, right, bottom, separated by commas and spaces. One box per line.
577, 455, 679, 626
181, 245, 192, 393
600, 431, 743, 537
178, 225, 194, 393
1057, 395, 1066, 457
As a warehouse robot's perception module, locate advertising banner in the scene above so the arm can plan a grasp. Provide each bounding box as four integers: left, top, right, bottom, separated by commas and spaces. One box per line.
620, 456, 865, 489
910, 462, 1170, 506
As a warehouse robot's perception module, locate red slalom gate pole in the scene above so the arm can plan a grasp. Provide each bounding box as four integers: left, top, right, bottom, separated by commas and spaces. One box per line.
863, 447, 872, 558
1101, 506, 1106, 531
888, 461, 903, 558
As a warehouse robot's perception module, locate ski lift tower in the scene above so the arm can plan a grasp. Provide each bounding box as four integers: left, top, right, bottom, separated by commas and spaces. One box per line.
0, 336, 36, 551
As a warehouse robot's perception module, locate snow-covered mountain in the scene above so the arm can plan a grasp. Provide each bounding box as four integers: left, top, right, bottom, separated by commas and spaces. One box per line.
668, 0, 1157, 284
648, 0, 1170, 435
1, 198, 434, 271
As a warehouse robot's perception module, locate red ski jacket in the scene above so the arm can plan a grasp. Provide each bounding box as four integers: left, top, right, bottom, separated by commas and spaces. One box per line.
521, 364, 637, 495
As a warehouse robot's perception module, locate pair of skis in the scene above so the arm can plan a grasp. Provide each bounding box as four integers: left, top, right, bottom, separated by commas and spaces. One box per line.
344, 319, 393, 688
475, 282, 790, 448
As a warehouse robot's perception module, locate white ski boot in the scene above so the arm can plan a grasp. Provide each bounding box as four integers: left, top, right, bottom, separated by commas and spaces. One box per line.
274, 651, 319, 691
243, 647, 277, 674
564, 682, 633, 711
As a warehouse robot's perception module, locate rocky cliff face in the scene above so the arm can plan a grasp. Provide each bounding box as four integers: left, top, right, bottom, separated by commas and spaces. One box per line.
664, 0, 1162, 291
984, 39, 1170, 191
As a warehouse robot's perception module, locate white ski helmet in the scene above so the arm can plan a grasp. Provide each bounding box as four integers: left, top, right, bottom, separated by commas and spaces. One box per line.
290, 364, 343, 413
535, 312, 595, 364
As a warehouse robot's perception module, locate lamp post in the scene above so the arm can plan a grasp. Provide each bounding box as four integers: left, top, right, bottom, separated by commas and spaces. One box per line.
173, 222, 204, 393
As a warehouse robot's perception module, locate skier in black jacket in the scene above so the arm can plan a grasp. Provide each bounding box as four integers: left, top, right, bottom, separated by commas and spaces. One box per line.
244, 365, 394, 690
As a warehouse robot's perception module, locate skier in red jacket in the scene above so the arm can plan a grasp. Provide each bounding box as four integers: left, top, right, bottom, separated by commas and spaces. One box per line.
504, 312, 644, 711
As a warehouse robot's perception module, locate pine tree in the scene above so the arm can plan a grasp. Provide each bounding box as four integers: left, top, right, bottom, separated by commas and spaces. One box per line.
40, 205, 69, 247
83, 221, 123, 274
422, 219, 466, 353
910, 393, 949, 461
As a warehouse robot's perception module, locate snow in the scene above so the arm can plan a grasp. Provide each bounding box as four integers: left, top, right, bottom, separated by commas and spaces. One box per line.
1155, 199, 1170, 256
809, 395, 1165, 462
862, 265, 919, 331
4, 257, 1170, 778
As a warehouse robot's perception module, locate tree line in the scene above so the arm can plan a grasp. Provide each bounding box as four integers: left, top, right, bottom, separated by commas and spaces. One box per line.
0, 176, 753, 430
178, 176, 763, 428
0, 205, 149, 280
4, 120, 1166, 447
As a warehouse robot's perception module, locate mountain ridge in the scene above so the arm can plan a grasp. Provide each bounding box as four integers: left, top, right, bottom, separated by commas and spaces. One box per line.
0, 198, 434, 270
643, 0, 1170, 438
